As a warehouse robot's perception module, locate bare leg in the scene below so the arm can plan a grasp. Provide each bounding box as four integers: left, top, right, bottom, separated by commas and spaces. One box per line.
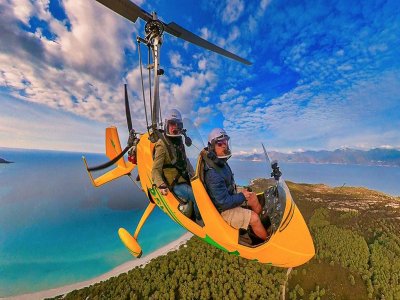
247, 199, 262, 214
249, 211, 267, 240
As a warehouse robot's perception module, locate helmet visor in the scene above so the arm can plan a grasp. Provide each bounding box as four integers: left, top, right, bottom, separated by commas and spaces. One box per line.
213, 136, 232, 158
166, 119, 183, 136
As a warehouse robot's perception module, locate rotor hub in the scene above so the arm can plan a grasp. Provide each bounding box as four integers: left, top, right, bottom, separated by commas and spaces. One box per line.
145, 20, 164, 38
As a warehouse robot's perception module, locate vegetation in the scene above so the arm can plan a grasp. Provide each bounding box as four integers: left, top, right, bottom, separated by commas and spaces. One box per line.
49, 181, 400, 299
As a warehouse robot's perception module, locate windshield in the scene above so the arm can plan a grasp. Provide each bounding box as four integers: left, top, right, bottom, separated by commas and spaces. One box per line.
261, 144, 292, 234
182, 118, 205, 170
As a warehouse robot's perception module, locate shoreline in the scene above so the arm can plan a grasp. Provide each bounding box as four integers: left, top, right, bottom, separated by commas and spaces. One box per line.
1, 232, 193, 300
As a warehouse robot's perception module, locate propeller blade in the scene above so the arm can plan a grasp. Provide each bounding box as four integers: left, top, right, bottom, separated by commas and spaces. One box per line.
87, 145, 130, 172
164, 22, 251, 65
125, 84, 133, 132
94, 0, 152, 23
261, 143, 271, 166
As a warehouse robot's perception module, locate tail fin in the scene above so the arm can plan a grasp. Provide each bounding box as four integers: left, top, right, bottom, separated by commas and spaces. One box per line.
105, 126, 128, 168
83, 126, 136, 187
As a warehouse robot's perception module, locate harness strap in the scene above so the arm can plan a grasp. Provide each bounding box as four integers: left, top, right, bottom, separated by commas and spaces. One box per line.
156, 130, 177, 165
200, 149, 235, 193
158, 134, 190, 187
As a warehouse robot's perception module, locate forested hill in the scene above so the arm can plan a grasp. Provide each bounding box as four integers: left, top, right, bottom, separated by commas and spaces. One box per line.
0, 157, 13, 163
238, 148, 400, 167
54, 181, 400, 300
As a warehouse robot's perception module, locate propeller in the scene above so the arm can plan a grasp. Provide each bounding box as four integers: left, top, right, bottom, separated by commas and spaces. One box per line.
94, 0, 251, 65
125, 84, 133, 132
87, 84, 136, 172
262, 143, 282, 181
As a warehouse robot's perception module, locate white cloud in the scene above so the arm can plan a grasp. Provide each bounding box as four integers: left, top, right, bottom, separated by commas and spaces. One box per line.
220, 0, 244, 24
0, 0, 138, 125
169, 51, 182, 68
0, 95, 106, 152
11, 0, 52, 25
260, 0, 272, 11
193, 105, 217, 126
170, 71, 216, 113
2, 0, 400, 154
217, 69, 400, 152
200, 27, 211, 40
198, 58, 207, 70
220, 88, 240, 101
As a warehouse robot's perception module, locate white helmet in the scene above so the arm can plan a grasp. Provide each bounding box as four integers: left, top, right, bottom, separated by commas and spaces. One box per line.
208, 128, 232, 159
164, 109, 183, 137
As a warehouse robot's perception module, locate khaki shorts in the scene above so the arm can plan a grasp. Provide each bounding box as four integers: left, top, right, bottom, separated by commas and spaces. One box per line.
221, 207, 252, 229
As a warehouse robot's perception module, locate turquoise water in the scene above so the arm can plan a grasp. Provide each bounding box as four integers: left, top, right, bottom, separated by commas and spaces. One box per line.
0, 149, 185, 297
0, 149, 399, 297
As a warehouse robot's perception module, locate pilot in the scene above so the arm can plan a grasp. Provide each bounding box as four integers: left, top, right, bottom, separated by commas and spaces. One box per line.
152, 109, 201, 221
202, 128, 267, 240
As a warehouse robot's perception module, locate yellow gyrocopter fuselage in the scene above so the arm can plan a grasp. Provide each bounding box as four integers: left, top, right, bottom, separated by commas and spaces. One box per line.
83, 0, 315, 268
83, 126, 315, 268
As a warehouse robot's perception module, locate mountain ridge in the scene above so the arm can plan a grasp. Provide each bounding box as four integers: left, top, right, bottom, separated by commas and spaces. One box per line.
236, 147, 400, 167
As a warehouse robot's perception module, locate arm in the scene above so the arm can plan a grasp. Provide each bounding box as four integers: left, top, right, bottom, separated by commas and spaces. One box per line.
151, 142, 166, 187
205, 168, 245, 211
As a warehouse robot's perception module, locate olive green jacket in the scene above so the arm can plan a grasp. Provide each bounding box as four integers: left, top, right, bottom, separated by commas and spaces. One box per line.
151, 138, 194, 188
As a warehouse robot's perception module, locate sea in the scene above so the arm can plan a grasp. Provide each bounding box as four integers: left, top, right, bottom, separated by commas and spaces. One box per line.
0, 148, 399, 297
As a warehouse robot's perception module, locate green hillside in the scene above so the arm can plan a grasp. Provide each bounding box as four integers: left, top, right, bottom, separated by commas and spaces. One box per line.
50, 181, 400, 300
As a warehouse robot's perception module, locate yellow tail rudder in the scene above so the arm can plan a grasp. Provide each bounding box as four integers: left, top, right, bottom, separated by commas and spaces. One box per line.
106, 126, 128, 168
83, 126, 136, 187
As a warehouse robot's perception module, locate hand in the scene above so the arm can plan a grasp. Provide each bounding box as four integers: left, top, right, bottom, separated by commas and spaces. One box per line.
158, 184, 169, 196
242, 190, 257, 206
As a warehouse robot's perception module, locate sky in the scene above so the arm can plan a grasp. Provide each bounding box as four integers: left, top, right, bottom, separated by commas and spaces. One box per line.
1, 0, 400, 154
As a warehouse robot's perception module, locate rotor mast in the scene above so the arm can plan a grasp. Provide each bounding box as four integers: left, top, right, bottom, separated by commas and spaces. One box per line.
94, 0, 252, 137
146, 12, 163, 130
137, 11, 164, 134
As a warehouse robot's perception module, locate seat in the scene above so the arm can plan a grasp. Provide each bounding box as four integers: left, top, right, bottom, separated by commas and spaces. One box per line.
197, 156, 262, 246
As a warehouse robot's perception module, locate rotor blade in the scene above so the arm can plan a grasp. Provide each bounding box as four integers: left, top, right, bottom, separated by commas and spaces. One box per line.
94, 0, 152, 24
125, 84, 133, 132
87, 145, 130, 172
95, 0, 251, 65
261, 143, 272, 167
164, 22, 251, 65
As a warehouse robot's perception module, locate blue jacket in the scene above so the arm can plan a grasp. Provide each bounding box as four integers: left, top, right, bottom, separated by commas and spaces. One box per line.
204, 160, 246, 212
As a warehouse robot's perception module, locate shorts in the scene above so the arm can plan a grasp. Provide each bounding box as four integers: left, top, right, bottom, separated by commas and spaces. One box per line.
221, 207, 252, 229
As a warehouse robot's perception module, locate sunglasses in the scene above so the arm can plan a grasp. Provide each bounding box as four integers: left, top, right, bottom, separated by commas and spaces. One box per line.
216, 139, 228, 147
169, 120, 182, 127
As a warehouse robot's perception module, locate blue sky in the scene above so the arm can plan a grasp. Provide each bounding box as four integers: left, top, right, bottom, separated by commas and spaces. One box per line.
1, 0, 399, 154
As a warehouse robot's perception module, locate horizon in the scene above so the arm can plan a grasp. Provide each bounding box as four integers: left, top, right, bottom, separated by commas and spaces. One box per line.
1, 145, 400, 157
1, 0, 399, 153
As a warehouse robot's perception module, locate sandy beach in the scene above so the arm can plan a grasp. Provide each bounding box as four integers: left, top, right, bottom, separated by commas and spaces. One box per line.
2, 232, 193, 300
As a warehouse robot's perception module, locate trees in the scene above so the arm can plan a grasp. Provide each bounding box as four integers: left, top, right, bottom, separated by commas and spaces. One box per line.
55, 182, 399, 300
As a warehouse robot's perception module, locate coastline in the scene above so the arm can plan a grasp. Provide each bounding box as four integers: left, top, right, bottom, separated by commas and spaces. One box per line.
1, 232, 193, 300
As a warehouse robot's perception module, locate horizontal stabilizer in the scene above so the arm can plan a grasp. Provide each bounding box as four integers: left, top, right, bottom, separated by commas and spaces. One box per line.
83, 156, 135, 187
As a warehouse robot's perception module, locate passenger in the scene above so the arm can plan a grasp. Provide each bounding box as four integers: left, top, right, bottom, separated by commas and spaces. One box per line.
202, 128, 267, 240
151, 109, 201, 221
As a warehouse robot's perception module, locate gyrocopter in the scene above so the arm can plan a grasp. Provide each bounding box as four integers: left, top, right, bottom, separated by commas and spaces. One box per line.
83, 0, 315, 267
